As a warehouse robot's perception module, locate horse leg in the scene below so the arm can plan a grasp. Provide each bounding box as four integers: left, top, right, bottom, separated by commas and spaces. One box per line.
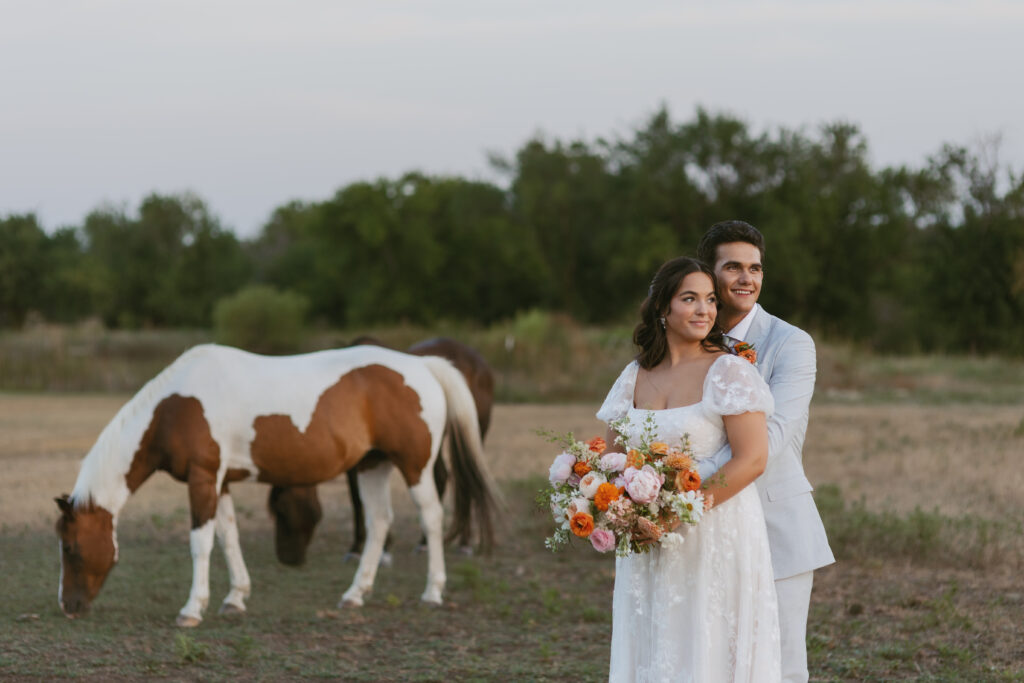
177, 476, 219, 627
344, 469, 365, 561
339, 463, 393, 607
177, 520, 215, 627
214, 492, 251, 616
347, 457, 395, 568
416, 448, 449, 553
409, 468, 446, 604
447, 449, 474, 555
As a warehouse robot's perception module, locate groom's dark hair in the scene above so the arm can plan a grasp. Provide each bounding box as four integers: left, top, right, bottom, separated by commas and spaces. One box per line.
697, 220, 765, 267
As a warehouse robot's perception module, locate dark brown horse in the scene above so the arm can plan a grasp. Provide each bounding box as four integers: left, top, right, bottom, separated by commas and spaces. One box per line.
269, 337, 495, 566
55, 344, 498, 626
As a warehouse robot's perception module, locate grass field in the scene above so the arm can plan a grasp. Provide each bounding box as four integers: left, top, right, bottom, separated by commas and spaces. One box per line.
2, 394, 1023, 681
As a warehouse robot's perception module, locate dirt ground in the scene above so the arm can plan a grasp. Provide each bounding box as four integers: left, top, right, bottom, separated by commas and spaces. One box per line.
3, 393, 1023, 679
2, 394, 1022, 530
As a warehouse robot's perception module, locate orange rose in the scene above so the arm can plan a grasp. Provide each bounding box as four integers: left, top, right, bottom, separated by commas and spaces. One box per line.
675, 469, 702, 492
626, 449, 645, 470
735, 342, 757, 365
570, 512, 595, 537
573, 461, 591, 477
649, 442, 669, 456
594, 482, 621, 511
587, 436, 607, 453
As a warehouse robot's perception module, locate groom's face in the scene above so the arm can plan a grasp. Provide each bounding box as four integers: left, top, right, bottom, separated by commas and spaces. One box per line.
712, 241, 763, 317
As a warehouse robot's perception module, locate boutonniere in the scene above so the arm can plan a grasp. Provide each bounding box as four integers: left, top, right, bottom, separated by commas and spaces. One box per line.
734, 341, 757, 365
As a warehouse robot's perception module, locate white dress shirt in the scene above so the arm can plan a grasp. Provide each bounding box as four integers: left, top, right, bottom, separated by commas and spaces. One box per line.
726, 303, 761, 342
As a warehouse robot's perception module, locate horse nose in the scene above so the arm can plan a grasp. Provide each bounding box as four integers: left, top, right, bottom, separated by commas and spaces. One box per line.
61, 598, 87, 618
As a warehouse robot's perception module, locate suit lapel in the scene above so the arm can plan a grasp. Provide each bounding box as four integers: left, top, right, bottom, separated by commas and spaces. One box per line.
744, 307, 773, 378
744, 306, 772, 348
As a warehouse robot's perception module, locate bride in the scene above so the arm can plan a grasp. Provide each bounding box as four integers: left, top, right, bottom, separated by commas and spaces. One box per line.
598, 257, 781, 682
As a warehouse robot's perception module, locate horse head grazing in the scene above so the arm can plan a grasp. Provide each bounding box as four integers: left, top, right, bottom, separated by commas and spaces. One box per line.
55, 495, 117, 618
268, 485, 322, 566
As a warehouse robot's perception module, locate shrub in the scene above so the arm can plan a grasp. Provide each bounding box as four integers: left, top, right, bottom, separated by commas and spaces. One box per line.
213, 286, 308, 354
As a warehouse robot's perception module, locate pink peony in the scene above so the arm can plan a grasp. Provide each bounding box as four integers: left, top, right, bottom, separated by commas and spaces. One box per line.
578, 471, 608, 499
589, 528, 616, 553
548, 452, 575, 484
622, 465, 664, 505
599, 451, 627, 472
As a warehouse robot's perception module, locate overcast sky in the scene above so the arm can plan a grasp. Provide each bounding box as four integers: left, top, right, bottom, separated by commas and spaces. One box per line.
2, 1, 1021, 237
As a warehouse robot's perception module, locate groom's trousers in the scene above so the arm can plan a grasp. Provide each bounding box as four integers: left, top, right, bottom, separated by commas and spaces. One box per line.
776, 571, 814, 683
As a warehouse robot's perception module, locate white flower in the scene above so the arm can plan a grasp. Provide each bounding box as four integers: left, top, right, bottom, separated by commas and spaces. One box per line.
550, 501, 567, 524
660, 532, 686, 549
673, 490, 705, 524
548, 452, 576, 485
566, 497, 591, 518
578, 471, 608, 499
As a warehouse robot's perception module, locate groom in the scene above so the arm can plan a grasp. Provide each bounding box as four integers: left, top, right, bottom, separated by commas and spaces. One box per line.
696, 220, 835, 683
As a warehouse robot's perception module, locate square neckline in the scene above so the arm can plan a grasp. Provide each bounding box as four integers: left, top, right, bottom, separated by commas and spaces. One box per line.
630, 353, 731, 412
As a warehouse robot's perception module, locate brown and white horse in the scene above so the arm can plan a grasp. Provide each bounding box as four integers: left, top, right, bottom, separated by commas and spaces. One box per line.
269, 337, 495, 565
55, 344, 497, 627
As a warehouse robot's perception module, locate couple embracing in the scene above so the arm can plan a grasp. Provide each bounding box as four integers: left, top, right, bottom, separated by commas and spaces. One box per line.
599, 221, 835, 682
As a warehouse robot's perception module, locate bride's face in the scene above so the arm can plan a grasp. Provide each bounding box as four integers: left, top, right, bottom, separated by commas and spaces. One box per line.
664, 272, 717, 343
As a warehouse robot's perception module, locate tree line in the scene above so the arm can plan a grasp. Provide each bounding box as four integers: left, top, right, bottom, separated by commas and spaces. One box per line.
3, 107, 1022, 354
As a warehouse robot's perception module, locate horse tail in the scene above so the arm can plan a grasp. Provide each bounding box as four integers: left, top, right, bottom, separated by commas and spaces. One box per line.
420, 356, 500, 553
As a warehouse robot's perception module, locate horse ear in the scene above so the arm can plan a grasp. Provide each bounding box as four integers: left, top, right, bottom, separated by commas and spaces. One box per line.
56, 495, 74, 517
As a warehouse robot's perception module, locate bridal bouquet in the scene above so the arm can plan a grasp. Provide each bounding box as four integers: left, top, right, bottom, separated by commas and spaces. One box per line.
541, 413, 706, 557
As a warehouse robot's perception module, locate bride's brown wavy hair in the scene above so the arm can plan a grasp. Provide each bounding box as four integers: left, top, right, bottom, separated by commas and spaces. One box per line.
633, 257, 731, 369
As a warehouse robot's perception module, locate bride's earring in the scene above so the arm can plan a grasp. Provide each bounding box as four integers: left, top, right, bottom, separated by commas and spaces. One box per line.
659, 317, 666, 330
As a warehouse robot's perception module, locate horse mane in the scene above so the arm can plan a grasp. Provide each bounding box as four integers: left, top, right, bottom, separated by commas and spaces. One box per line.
70, 345, 215, 512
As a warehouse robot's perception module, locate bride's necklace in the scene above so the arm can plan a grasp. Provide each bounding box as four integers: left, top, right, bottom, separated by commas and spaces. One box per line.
645, 371, 667, 399
643, 355, 708, 408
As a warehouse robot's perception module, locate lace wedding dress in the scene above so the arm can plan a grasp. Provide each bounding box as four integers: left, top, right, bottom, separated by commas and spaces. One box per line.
598, 354, 782, 683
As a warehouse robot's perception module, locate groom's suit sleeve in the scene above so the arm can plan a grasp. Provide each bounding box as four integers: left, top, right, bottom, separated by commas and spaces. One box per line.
762, 329, 816, 469
695, 330, 816, 481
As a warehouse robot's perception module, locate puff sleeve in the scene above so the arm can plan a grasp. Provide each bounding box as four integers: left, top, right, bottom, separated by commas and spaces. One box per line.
703, 355, 774, 417
596, 361, 639, 423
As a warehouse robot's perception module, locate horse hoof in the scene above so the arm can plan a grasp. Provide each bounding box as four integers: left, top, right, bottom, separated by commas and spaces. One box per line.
420, 596, 443, 607
379, 552, 393, 568
343, 551, 361, 564
175, 614, 202, 628
218, 603, 246, 617
339, 597, 363, 608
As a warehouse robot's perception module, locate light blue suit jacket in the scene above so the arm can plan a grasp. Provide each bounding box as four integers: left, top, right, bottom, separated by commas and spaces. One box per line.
697, 307, 835, 580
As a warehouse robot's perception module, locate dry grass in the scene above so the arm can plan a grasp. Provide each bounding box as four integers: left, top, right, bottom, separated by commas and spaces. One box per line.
7, 395, 1021, 532
2, 394, 1023, 679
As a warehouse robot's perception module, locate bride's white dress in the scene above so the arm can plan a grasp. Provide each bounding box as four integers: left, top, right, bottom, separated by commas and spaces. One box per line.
598, 354, 782, 683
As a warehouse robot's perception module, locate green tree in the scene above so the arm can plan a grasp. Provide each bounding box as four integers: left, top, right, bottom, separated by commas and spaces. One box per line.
0, 214, 48, 326
83, 193, 250, 327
